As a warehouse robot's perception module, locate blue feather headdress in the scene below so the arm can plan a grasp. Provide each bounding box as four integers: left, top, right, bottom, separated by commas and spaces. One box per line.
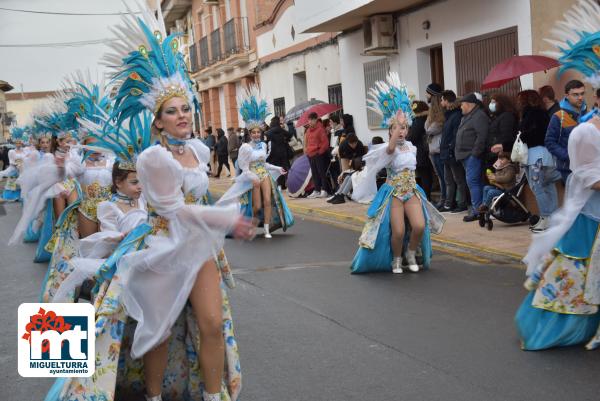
543, 0, 600, 88
62, 71, 113, 137
238, 85, 270, 130
366, 72, 415, 128
10, 126, 27, 143
78, 110, 153, 171
103, 0, 198, 127
34, 92, 74, 139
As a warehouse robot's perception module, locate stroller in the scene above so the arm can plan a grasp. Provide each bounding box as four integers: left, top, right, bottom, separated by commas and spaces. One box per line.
478, 170, 535, 231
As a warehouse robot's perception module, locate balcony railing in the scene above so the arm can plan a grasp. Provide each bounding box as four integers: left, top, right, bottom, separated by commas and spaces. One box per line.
194, 17, 250, 73
199, 36, 210, 68
189, 42, 199, 72
223, 17, 249, 56
210, 28, 222, 64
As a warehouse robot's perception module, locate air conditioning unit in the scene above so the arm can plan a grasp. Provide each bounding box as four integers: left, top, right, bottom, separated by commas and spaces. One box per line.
363, 14, 397, 55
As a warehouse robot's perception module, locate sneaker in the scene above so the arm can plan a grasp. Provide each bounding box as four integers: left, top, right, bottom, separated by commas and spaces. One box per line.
434, 200, 446, 210
450, 205, 468, 214
439, 205, 453, 213
326, 195, 337, 202
307, 191, 319, 199
405, 250, 419, 272
330, 194, 346, 204
530, 216, 549, 233
463, 213, 479, 222
392, 257, 403, 274
318, 190, 329, 198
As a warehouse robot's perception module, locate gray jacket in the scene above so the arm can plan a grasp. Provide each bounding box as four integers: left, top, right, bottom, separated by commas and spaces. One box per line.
455, 106, 489, 161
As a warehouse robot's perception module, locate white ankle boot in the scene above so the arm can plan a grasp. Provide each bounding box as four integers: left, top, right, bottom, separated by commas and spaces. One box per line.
203, 391, 221, 401
392, 257, 403, 274
145, 395, 162, 401
264, 223, 272, 239
406, 249, 419, 272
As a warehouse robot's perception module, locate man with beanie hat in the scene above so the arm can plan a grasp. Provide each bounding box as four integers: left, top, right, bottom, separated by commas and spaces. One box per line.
455, 92, 490, 222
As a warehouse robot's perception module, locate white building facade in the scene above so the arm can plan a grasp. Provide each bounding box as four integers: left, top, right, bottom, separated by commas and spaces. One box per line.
295, 0, 534, 141
255, 2, 342, 122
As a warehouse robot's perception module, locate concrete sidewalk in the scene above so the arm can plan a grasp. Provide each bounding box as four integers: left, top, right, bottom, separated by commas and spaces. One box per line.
209, 177, 531, 265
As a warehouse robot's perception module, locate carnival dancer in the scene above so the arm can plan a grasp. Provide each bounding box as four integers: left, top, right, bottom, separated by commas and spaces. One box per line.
351, 72, 443, 274
0, 127, 28, 202
236, 85, 294, 238
22, 126, 54, 244
53, 4, 255, 401
514, 0, 600, 350
516, 120, 600, 350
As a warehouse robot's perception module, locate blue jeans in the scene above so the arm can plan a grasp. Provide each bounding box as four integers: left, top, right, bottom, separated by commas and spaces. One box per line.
525, 159, 560, 217
430, 153, 447, 201
482, 186, 503, 207
461, 155, 483, 212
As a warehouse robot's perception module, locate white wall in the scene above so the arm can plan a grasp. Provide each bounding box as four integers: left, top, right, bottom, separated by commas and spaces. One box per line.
294, 0, 372, 34
7, 97, 49, 126
258, 44, 341, 118
338, 0, 533, 142
256, 6, 322, 58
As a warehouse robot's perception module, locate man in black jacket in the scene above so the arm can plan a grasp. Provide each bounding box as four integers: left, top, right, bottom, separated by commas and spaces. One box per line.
440, 90, 468, 213
266, 116, 292, 188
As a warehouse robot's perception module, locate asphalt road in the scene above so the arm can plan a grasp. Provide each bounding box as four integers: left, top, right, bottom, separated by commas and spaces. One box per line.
1, 202, 599, 401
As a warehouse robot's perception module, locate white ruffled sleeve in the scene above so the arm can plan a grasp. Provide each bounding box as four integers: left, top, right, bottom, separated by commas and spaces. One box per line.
8, 149, 16, 165
78, 201, 123, 258
65, 151, 84, 178
351, 144, 394, 204
187, 138, 211, 165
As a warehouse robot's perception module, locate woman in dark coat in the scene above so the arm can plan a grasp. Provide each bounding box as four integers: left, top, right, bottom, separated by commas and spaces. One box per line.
266, 116, 292, 188
486, 93, 518, 168
407, 100, 433, 200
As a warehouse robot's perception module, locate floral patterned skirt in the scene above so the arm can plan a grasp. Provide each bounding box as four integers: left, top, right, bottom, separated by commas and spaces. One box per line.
80, 183, 112, 222
515, 214, 600, 350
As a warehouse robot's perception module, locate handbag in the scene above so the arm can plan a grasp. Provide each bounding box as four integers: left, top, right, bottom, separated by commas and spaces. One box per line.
511, 131, 528, 165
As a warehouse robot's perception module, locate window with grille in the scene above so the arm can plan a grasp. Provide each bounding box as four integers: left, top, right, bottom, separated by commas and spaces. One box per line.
363, 58, 390, 129
327, 84, 343, 119
273, 97, 286, 119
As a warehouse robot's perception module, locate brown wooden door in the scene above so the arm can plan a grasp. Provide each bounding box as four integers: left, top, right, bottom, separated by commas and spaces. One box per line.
430, 46, 444, 89
455, 27, 519, 97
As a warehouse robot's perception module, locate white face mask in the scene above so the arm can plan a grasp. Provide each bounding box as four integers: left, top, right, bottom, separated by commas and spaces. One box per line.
489, 101, 497, 114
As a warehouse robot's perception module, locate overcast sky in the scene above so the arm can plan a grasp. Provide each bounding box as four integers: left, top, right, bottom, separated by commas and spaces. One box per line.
0, 0, 129, 93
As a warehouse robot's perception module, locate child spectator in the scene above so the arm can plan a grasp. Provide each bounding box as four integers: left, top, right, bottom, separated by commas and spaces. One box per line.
479, 151, 517, 212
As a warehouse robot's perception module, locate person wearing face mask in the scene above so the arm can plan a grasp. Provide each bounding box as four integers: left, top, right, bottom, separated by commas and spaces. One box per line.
235, 86, 294, 239
486, 93, 518, 169
352, 73, 441, 274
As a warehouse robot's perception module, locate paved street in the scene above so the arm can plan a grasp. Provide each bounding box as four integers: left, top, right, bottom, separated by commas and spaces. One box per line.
2, 201, 600, 401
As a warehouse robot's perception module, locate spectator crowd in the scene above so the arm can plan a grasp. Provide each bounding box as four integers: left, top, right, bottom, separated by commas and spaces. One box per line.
200, 79, 594, 233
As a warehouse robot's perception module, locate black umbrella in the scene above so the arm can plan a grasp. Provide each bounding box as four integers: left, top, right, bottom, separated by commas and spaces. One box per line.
284, 99, 325, 122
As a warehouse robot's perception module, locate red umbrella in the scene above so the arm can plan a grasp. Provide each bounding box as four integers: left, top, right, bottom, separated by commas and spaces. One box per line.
481, 55, 560, 90
295, 103, 342, 128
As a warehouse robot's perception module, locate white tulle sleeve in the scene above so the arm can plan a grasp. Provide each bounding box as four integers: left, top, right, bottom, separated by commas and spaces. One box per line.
351, 144, 394, 204
8, 149, 16, 165
8, 156, 64, 245
187, 138, 211, 164
65, 151, 84, 178
0, 164, 16, 178
78, 202, 123, 259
